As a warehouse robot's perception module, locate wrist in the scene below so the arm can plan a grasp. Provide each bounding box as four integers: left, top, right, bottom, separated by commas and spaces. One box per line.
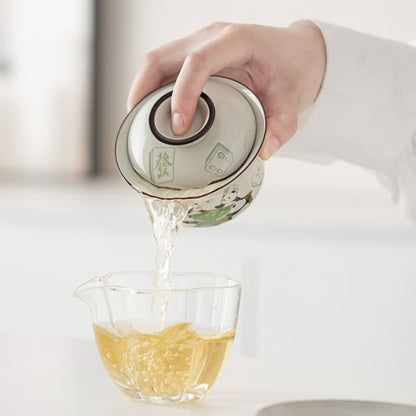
289, 20, 327, 110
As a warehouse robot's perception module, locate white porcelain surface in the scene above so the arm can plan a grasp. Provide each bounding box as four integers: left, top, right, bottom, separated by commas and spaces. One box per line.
116, 76, 267, 227
126, 77, 257, 189
116, 76, 266, 200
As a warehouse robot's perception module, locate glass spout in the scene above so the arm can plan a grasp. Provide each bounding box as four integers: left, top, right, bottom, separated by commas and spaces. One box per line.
74, 272, 168, 333
73, 274, 120, 330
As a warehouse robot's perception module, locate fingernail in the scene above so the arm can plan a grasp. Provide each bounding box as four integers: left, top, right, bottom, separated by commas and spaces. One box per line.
264, 136, 280, 159
172, 112, 184, 135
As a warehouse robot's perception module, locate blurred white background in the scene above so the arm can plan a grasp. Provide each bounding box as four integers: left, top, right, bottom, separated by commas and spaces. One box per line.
1, 0, 415, 402
0, 0, 93, 175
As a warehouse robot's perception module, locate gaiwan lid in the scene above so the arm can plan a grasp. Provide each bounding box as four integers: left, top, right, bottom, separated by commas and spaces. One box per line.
116, 76, 266, 200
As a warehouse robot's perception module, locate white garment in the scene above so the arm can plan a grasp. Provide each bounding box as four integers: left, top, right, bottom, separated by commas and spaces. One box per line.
279, 21, 416, 222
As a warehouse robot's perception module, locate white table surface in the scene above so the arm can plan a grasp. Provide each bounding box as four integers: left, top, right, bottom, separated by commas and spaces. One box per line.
2, 336, 415, 416
1, 169, 415, 415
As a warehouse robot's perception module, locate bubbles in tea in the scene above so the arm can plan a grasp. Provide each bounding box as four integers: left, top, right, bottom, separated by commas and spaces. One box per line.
93, 322, 235, 399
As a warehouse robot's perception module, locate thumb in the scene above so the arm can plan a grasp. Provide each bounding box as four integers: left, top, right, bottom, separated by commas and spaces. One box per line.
259, 112, 298, 160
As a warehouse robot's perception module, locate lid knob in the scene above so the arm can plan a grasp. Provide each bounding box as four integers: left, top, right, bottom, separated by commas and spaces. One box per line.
149, 92, 215, 145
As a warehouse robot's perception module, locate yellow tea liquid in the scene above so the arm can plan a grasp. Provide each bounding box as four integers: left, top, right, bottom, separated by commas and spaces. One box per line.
93, 322, 235, 398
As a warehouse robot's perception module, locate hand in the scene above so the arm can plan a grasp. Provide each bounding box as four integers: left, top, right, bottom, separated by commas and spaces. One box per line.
127, 21, 326, 160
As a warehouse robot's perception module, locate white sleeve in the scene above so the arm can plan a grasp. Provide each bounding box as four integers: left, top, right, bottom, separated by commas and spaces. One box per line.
278, 21, 416, 221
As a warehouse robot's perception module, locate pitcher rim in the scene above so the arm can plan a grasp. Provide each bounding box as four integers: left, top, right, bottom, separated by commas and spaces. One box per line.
73, 270, 241, 297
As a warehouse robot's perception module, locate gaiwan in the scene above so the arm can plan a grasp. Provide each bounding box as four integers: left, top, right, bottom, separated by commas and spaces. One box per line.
115, 76, 266, 227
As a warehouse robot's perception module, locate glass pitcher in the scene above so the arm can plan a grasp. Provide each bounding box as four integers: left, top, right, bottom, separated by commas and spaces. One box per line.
74, 271, 241, 404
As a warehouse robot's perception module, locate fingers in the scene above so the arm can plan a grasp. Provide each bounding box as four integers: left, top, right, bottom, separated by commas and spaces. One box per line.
171, 27, 251, 134
127, 23, 252, 139
259, 112, 298, 160
127, 62, 162, 112
127, 22, 232, 112
127, 46, 187, 112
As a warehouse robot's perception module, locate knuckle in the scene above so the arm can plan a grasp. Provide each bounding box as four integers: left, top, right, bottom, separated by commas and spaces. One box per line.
281, 116, 298, 141
287, 120, 298, 138
186, 49, 207, 67
206, 21, 229, 31
221, 23, 251, 49
143, 50, 161, 67
223, 23, 244, 37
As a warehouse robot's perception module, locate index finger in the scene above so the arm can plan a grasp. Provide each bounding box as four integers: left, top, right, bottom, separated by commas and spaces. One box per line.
171, 28, 250, 134
126, 35, 197, 111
